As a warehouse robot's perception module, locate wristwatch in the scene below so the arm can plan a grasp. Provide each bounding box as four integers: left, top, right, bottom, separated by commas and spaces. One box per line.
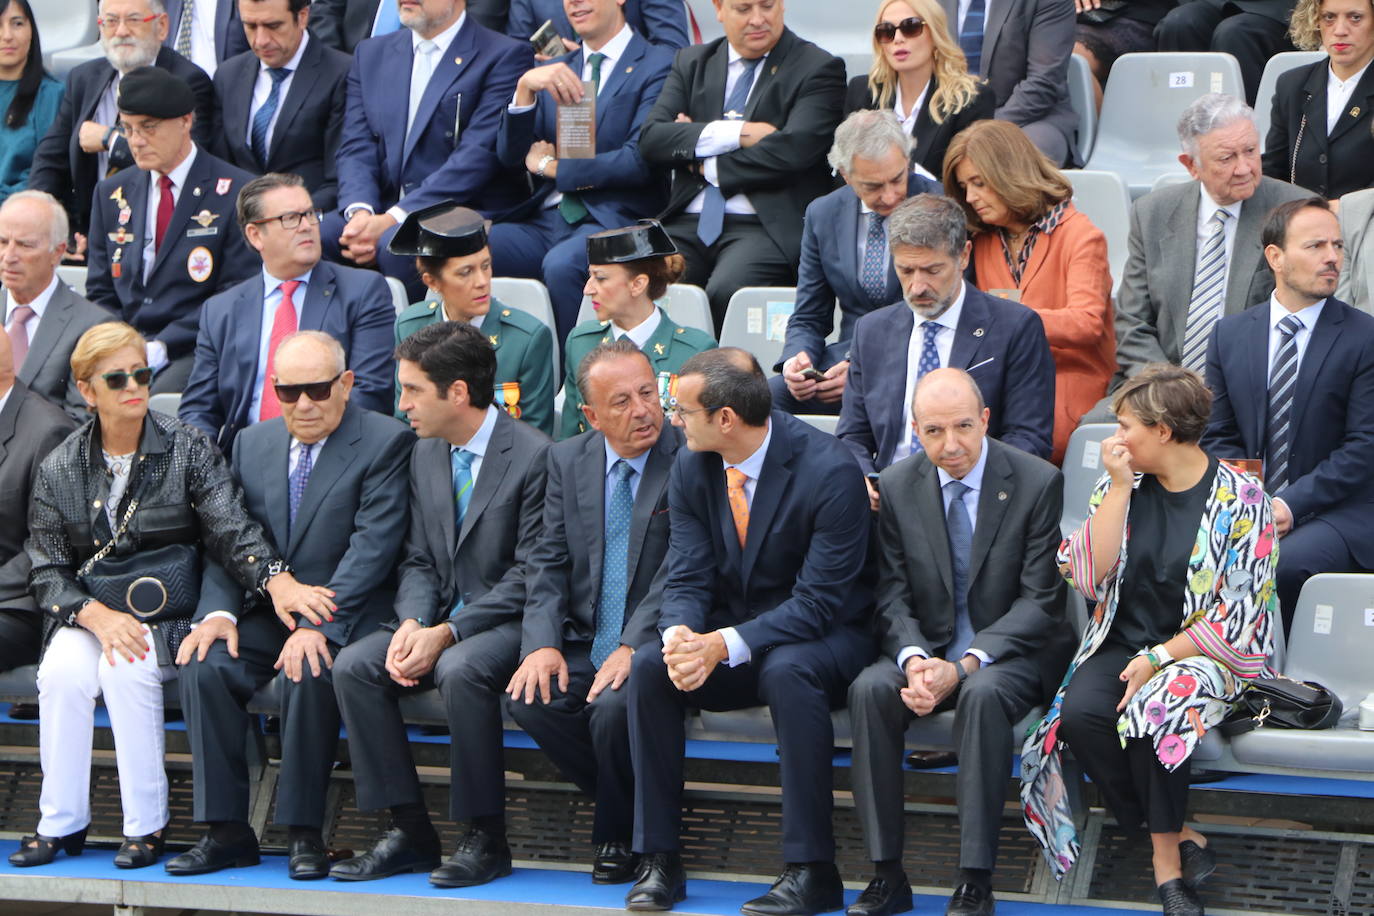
954, 658, 969, 685
536, 154, 556, 178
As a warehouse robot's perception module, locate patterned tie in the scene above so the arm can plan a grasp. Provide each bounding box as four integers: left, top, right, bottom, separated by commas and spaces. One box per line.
251, 68, 291, 166
558, 53, 606, 226
155, 175, 175, 252
698, 57, 762, 246
174, 0, 195, 58
372, 0, 402, 36
906, 320, 943, 455
725, 467, 749, 548
592, 460, 634, 668
943, 479, 976, 661
258, 280, 301, 421
1181, 209, 1230, 373
958, 0, 986, 76
288, 442, 314, 532
860, 212, 888, 304
1265, 314, 1303, 494
7, 305, 34, 370
407, 40, 438, 140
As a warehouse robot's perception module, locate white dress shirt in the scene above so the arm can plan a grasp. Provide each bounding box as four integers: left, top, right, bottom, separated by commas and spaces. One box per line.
1266, 294, 1326, 384
1195, 185, 1242, 307
0, 384, 11, 416
249, 268, 313, 422
893, 79, 929, 136
687, 46, 769, 217
891, 282, 967, 463
603, 436, 650, 527
4, 273, 59, 340
611, 307, 662, 349
245, 33, 310, 151
451, 403, 499, 488
1327, 60, 1372, 134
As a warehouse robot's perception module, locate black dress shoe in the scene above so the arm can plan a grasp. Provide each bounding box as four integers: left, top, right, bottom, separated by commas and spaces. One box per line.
1179, 840, 1216, 890
8, 702, 38, 720
592, 839, 642, 884
945, 882, 995, 916
330, 826, 441, 881
1158, 878, 1204, 915
906, 750, 958, 769
846, 873, 914, 916
114, 831, 165, 869
626, 852, 687, 911
741, 862, 844, 916
165, 831, 261, 876
288, 834, 331, 880
8, 827, 87, 867
429, 826, 512, 888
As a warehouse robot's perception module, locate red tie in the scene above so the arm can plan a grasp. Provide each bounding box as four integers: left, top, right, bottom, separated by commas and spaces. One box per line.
155, 175, 174, 252
258, 280, 301, 421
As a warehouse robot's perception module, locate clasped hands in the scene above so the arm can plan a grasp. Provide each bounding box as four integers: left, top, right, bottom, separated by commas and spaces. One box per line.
338, 210, 397, 266
663, 626, 728, 692
901, 655, 976, 716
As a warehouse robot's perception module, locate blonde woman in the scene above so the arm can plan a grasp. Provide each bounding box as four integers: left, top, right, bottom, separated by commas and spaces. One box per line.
844, 0, 996, 175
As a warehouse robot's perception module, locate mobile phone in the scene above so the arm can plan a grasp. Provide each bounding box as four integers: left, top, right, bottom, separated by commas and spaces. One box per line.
529, 20, 565, 58
801, 367, 826, 382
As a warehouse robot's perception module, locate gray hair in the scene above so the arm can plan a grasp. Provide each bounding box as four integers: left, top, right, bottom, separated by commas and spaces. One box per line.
886, 193, 968, 259
100, 0, 166, 11
826, 109, 914, 174
275, 330, 346, 375
576, 337, 653, 408
0, 190, 69, 251
1177, 93, 1254, 157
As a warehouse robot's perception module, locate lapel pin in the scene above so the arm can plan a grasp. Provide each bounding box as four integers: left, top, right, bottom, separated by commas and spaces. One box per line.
625, 66, 634, 73
770, 65, 777, 74
454, 57, 463, 65
973, 327, 985, 337
193, 187, 202, 197
1352, 106, 1362, 118
489, 334, 499, 346
998, 491, 1008, 501
653, 342, 665, 355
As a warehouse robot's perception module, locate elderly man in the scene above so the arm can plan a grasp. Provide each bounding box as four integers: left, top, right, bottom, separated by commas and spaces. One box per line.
772, 110, 942, 416
27, 0, 214, 241
179, 172, 395, 455
169, 330, 413, 878
846, 368, 1071, 916
1, 192, 111, 420
83, 67, 256, 394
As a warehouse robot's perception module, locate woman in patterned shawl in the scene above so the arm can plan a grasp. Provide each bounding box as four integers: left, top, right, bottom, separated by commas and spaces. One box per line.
1020, 364, 1278, 915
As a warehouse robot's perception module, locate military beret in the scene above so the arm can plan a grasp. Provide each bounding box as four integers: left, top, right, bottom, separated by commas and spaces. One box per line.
117, 66, 196, 119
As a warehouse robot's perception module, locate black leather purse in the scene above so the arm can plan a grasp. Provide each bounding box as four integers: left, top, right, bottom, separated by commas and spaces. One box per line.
77, 498, 201, 622
1219, 676, 1343, 736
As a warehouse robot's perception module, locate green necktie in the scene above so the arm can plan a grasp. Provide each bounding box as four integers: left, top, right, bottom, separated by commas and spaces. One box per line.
558, 52, 605, 225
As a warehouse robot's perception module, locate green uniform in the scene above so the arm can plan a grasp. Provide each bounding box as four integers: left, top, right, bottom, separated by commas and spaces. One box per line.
559, 307, 717, 439
394, 298, 557, 436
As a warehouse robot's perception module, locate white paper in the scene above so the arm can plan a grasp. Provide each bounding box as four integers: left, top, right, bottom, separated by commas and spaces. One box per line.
1169, 71, 1194, 89
1210, 71, 1224, 93
1082, 440, 1101, 469
1314, 603, 1334, 635
746, 307, 763, 335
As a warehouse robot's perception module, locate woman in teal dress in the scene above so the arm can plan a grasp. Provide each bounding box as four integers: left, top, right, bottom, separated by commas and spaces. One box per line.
0, 0, 61, 203
388, 203, 556, 435
560, 221, 716, 439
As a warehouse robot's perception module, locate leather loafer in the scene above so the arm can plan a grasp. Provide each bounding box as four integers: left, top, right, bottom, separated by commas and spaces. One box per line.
288, 834, 331, 880
330, 827, 441, 881
1158, 878, 1204, 915
429, 826, 512, 888
1179, 840, 1216, 890
114, 831, 165, 869
8, 827, 87, 867
626, 851, 687, 911
165, 832, 260, 876
945, 882, 995, 916
846, 873, 913, 916
906, 750, 958, 769
741, 862, 844, 916
592, 839, 642, 884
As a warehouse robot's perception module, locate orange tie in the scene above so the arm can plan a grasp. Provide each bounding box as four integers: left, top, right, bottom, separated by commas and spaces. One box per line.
726, 467, 749, 548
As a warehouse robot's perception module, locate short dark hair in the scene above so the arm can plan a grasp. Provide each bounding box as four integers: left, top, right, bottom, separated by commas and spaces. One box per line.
576, 338, 653, 407
1110, 363, 1212, 444
237, 172, 307, 230
394, 321, 495, 408
1261, 196, 1331, 251
240, 0, 312, 15
678, 347, 771, 426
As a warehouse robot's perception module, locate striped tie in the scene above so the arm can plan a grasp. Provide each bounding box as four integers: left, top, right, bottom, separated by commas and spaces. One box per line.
1264, 314, 1303, 494
174, 0, 195, 58
959, 0, 986, 75
1181, 209, 1230, 372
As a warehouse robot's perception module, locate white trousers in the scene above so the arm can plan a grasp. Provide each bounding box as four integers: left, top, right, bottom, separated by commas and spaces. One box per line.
36, 625, 172, 837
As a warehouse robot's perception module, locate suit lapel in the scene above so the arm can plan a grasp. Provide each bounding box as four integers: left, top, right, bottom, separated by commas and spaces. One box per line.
405, 22, 478, 166
915, 459, 954, 596
224, 58, 256, 163
287, 408, 360, 554
598, 35, 645, 118
877, 305, 914, 465
271, 44, 322, 160
839, 192, 863, 304
948, 287, 991, 370
740, 418, 793, 585
1327, 65, 1374, 143
122, 176, 151, 286
425, 439, 458, 560
1227, 191, 1265, 315
577, 432, 607, 600
458, 411, 510, 550
0, 378, 21, 465
1300, 66, 1330, 154
232, 277, 267, 427
1160, 189, 1200, 343
701, 41, 730, 120
981, 0, 1012, 64
150, 156, 211, 277
1291, 302, 1343, 437
263, 424, 292, 550
744, 31, 793, 121
299, 263, 337, 330
17, 284, 72, 387
966, 443, 1012, 585
628, 428, 676, 581
1244, 306, 1271, 451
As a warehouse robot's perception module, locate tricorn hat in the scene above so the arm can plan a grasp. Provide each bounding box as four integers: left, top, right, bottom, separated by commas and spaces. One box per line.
585, 219, 679, 265
387, 201, 489, 258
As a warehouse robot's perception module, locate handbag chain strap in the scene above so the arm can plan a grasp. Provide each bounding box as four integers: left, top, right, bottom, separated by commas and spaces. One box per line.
77, 497, 140, 578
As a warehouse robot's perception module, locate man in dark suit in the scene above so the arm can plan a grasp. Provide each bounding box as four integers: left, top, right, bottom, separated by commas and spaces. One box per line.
638, 1, 846, 327
837, 193, 1055, 504
179, 173, 395, 455
324, 0, 534, 299
846, 368, 1070, 916
625, 348, 875, 916
0, 326, 77, 673
168, 331, 412, 878
1203, 197, 1374, 633
506, 339, 678, 884
1156, 0, 1294, 105
490, 0, 674, 339
211, 0, 351, 213
311, 0, 510, 51
84, 67, 257, 394
163, 0, 250, 75
0, 192, 111, 421
27, 0, 215, 241
330, 321, 550, 887
506, 0, 688, 50
772, 110, 941, 416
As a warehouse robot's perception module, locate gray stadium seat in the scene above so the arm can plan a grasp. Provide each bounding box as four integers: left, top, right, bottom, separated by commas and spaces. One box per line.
33, 0, 97, 65
48, 42, 105, 80
720, 287, 796, 377
491, 277, 561, 387
1086, 52, 1246, 198
1063, 170, 1131, 297
57, 265, 87, 298
1150, 172, 1193, 193
1254, 51, 1326, 153
1068, 53, 1099, 163
384, 277, 408, 316
1060, 423, 1115, 537
148, 393, 182, 416
575, 283, 717, 338
797, 414, 838, 436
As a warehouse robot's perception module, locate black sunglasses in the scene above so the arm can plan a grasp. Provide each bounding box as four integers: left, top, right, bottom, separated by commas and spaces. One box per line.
874, 16, 925, 42
100, 367, 154, 390
273, 372, 342, 404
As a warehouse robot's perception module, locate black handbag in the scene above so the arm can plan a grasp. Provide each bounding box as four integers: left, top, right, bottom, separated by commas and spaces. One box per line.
77, 498, 201, 622
1219, 676, 1343, 736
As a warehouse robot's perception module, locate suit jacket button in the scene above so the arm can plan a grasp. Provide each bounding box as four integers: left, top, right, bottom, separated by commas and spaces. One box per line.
1319, 153, 1328, 164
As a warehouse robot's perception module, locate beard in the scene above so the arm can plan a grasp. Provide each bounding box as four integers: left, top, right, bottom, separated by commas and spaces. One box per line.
103, 34, 159, 73
905, 285, 959, 320
398, 0, 458, 33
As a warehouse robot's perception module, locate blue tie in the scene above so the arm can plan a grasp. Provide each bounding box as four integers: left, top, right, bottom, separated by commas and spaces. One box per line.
698, 57, 762, 246
910, 321, 943, 454
861, 212, 888, 304
372, 0, 402, 36
959, 0, 986, 76
449, 448, 475, 618
250, 68, 291, 166
593, 460, 635, 668
944, 479, 975, 661
1265, 314, 1303, 494
288, 442, 314, 533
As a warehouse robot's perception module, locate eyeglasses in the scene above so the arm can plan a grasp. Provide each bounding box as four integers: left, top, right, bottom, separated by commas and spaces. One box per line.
97, 13, 160, 30
273, 373, 341, 404
670, 404, 717, 420
114, 119, 163, 140
100, 367, 155, 390
874, 16, 925, 43
251, 209, 324, 231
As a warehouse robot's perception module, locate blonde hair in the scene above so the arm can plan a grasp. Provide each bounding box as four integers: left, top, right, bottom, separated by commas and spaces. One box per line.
70, 322, 147, 382
1287, 0, 1374, 49
867, 0, 982, 124
941, 119, 1072, 231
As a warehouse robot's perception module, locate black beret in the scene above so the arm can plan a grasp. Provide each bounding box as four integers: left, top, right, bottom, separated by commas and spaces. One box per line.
586, 219, 678, 265
388, 201, 490, 258
117, 66, 196, 119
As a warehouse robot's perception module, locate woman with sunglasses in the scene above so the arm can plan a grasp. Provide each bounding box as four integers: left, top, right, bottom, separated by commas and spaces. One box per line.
14, 322, 331, 870
845, 0, 996, 176
0, 0, 61, 203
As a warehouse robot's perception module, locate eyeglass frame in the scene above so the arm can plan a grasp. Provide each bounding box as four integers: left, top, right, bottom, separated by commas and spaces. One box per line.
250, 209, 325, 231
96, 12, 161, 30
99, 367, 155, 390
873, 16, 926, 43
670, 403, 720, 420
273, 372, 343, 404
114, 118, 169, 140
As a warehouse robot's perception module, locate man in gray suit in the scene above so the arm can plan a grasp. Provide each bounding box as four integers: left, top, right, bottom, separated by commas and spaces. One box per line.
1112, 93, 1309, 396
846, 369, 1071, 916
506, 339, 680, 885
0, 191, 112, 422
0, 325, 76, 674
170, 330, 413, 879
330, 321, 550, 889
